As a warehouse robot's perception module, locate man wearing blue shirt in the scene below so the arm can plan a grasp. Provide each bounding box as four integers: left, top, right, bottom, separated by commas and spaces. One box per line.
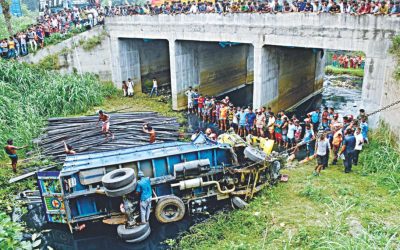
339, 128, 356, 173
245, 108, 256, 136
308, 108, 321, 132
136, 171, 152, 224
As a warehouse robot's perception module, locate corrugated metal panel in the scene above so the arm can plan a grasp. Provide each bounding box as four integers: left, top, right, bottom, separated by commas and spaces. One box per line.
62, 140, 228, 174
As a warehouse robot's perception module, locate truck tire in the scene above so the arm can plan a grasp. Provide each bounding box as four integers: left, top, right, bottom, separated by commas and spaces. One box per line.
117, 223, 150, 241
104, 181, 137, 197
155, 196, 185, 223
102, 168, 136, 190
125, 227, 151, 243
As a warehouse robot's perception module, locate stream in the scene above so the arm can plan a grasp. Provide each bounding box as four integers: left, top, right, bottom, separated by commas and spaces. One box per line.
23, 74, 362, 250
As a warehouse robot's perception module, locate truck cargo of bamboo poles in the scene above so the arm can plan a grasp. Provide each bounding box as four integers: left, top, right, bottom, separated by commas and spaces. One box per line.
32, 112, 181, 162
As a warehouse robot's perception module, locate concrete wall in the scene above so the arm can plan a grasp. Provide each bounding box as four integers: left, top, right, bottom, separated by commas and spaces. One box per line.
170, 40, 252, 109
253, 46, 324, 111
380, 56, 400, 137
19, 26, 112, 81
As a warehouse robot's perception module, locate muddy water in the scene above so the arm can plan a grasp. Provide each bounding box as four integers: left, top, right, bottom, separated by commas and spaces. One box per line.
27, 74, 362, 250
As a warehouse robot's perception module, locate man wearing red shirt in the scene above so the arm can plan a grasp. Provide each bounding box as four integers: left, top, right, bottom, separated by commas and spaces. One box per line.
197, 94, 205, 117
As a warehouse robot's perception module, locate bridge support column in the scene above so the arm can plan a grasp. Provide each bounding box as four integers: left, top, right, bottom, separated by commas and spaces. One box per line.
252, 44, 279, 110
169, 40, 199, 110
362, 55, 388, 128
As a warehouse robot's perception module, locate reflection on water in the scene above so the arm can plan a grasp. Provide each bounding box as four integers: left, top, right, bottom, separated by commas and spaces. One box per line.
26, 74, 362, 249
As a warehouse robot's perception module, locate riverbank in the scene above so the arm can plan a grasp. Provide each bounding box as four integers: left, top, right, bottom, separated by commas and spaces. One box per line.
174, 126, 400, 249
325, 65, 364, 77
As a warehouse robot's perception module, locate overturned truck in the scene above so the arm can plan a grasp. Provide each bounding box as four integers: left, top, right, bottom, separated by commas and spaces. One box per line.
33, 133, 284, 243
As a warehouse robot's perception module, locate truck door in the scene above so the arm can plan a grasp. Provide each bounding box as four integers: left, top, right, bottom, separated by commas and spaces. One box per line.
37, 171, 66, 223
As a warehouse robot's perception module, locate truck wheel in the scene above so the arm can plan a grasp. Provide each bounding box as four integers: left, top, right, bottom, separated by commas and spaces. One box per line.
155, 196, 185, 223
104, 181, 137, 197
125, 227, 151, 243
102, 168, 136, 190
117, 223, 150, 241
231, 196, 248, 209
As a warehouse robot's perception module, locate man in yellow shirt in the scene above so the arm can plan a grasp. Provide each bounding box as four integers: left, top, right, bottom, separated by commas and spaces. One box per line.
8, 37, 16, 59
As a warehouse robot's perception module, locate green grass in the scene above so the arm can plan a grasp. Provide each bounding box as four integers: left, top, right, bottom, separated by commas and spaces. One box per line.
325, 65, 364, 77
175, 126, 400, 249
80, 30, 108, 51
390, 35, 400, 81
81, 92, 186, 124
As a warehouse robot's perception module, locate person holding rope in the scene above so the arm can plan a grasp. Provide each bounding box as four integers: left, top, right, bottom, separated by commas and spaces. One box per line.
4, 139, 27, 173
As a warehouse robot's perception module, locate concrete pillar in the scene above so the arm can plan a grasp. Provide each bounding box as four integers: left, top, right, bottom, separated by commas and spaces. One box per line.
362, 55, 388, 128
110, 37, 122, 88
314, 49, 326, 91
169, 39, 199, 110
252, 44, 279, 110
110, 38, 142, 92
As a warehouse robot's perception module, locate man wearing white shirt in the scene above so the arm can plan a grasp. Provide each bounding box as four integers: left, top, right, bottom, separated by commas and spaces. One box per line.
353, 127, 364, 165
314, 133, 330, 176
150, 78, 158, 97
127, 78, 134, 97
185, 87, 194, 114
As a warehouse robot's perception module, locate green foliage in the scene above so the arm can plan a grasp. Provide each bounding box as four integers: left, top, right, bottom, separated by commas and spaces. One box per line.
35, 54, 60, 70
325, 65, 365, 77
390, 35, 400, 81
43, 27, 87, 48
0, 212, 25, 249
0, 60, 117, 159
360, 124, 400, 174
80, 31, 107, 51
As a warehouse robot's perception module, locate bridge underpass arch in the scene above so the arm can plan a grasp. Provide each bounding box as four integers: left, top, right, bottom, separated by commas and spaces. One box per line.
116, 38, 171, 93
169, 40, 254, 110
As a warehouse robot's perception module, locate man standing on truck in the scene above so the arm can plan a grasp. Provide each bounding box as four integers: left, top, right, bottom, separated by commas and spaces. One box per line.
142, 124, 156, 143
96, 110, 114, 140
136, 171, 152, 225
4, 139, 27, 173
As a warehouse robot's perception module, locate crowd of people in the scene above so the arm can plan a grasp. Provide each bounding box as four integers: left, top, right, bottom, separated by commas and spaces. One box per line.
0, 5, 105, 59
185, 86, 369, 175
106, 0, 400, 16
332, 54, 365, 69
1, 0, 399, 59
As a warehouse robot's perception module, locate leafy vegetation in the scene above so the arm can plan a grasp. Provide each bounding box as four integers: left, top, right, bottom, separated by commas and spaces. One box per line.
390, 35, 400, 81
325, 65, 364, 77
43, 27, 87, 48
175, 126, 400, 249
0, 211, 28, 249
35, 54, 61, 70
0, 60, 117, 159
80, 30, 108, 51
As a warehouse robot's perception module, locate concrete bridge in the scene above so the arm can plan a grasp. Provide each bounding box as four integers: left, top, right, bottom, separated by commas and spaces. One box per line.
106, 13, 400, 127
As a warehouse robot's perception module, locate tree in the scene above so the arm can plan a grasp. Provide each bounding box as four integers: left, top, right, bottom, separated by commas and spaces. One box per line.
0, 0, 13, 36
